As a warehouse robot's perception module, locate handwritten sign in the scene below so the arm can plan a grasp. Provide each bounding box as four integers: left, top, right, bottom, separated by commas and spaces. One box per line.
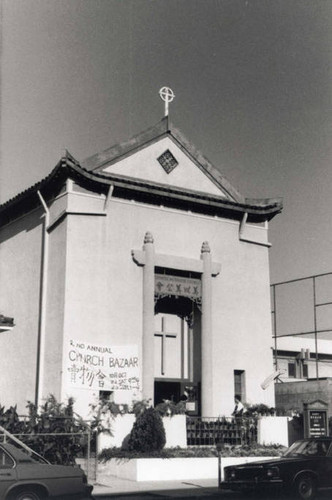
66, 340, 140, 394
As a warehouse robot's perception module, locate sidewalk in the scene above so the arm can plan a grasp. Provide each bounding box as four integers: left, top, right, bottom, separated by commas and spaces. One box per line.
92, 476, 221, 497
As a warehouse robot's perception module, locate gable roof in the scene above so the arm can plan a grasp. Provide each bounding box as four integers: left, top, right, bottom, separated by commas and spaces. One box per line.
81, 117, 245, 203
0, 123, 283, 227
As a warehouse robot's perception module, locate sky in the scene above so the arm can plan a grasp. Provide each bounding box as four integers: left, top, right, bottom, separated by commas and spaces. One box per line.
1, 0, 332, 285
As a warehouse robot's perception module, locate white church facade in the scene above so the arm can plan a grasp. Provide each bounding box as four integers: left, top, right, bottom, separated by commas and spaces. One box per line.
0, 117, 282, 418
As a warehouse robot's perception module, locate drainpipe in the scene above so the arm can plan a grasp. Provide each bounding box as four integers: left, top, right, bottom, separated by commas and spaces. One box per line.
239, 212, 248, 238
36, 190, 50, 408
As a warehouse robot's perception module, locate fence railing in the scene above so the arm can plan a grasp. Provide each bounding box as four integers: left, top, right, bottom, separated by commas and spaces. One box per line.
0, 429, 96, 483
186, 416, 257, 446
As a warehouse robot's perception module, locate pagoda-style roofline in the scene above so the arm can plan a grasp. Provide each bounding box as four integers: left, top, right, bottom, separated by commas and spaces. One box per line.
0, 125, 283, 226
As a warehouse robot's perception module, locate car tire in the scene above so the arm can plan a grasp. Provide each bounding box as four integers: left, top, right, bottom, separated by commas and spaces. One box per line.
9, 489, 45, 500
294, 474, 317, 500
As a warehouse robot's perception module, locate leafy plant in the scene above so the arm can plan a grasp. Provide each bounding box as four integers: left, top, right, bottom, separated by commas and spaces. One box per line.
244, 404, 276, 416
127, 407, 166, 452
89, 397, 153, 435
23, 395, 90, 465
132, 399, 152, 417
0, 404, 26, 433
0, 396, 91, 465
98, 443, 286, 462
155, 400, 186, 416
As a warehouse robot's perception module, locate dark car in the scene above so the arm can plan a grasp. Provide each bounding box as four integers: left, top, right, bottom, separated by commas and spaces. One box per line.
220, 437, 332, 499
0, 442, 93, 500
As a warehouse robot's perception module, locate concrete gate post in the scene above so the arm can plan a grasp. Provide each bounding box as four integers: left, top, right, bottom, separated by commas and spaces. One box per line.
201, 241, 213, 417
142, 232, 155, 403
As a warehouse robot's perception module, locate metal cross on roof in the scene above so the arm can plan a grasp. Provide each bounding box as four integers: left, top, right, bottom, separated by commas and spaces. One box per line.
159, 87, 175, 117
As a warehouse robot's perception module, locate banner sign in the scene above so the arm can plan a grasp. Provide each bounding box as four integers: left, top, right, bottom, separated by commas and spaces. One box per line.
155, 274, 201, 300
66, 340, 140, 393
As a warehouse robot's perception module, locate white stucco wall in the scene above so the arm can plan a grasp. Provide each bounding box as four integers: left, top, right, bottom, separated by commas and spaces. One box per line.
257, 416, 290, 447
42, 217, 68, 401
97, 414, 186, 451
0, 163, 276, 419
103, 136, 224, 197
55, 190, 274, 417
0, 209, 44, 412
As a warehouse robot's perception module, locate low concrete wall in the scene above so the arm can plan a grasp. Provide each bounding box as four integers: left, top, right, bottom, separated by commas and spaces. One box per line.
97, 414, 136, 450
257, 416, 290, 447
98, 414, 290, 451
97, 456, 276, 483
162, 415, 187, 448
97, 414, 187, 451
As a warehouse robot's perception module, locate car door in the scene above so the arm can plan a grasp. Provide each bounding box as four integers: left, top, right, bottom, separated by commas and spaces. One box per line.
0, 445, 17, 498
321, 442, 332, 487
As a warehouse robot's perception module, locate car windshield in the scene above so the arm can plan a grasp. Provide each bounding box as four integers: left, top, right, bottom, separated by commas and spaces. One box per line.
283, 439, 330, 458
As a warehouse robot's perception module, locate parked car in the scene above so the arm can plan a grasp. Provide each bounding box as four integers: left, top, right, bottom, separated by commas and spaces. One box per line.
220, 437, 332, 499
0, 442, 93, 500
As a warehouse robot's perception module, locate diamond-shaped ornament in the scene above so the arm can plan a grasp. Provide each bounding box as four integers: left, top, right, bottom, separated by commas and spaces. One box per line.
157, 150, 178, 174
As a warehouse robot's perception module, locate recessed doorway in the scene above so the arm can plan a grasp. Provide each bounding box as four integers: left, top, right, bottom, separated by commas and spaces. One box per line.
154, 381, 181, 406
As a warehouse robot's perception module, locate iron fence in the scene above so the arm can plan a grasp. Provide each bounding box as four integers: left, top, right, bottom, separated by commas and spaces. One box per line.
186, 416, 257, 446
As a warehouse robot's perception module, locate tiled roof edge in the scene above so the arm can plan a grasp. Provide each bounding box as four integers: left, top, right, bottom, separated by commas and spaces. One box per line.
0, 153, 283, 223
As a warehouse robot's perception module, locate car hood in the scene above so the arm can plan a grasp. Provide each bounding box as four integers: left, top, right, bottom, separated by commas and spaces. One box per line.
227, 456, 323, 469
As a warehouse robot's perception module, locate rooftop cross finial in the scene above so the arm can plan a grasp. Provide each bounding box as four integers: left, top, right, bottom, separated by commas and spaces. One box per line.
159, 87, 175, 117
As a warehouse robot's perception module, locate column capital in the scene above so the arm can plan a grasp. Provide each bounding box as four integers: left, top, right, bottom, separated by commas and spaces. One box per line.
144, 232, 154, 245
201, 241, 211, 255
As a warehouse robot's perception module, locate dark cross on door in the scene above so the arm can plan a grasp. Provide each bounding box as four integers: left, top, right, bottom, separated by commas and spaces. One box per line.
154, 316, 177, 376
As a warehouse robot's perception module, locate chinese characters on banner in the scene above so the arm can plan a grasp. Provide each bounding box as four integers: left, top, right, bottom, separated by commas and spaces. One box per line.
66, 340, 140, 395
155, 274, 201, 300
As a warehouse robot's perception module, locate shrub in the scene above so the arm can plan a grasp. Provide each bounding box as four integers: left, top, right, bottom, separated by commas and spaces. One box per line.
127, 407, 166, 452
0, 396, 90, 465
244, 404, 276, 416
24, 395, 89, 465
98, 443, 286, 462
155, 400, 186, 416
0, 404, 26, 433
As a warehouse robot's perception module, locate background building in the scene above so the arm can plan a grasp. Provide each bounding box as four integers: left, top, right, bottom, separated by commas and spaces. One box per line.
0, 118, 282, 417
274, 336, 332, 382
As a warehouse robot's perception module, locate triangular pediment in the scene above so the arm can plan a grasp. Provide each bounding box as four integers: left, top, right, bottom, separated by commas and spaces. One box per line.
304, 399, 328, 409
101, 136, 228, 198
81, 118, 244, 202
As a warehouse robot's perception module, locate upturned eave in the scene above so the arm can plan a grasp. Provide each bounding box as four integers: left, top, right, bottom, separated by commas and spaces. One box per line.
0, 152, 283, 226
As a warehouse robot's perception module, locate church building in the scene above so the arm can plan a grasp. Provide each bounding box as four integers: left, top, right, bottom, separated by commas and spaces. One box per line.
0, 116, 282, 418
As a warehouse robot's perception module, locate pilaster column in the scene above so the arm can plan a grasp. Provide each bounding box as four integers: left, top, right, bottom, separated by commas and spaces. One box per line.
142, 232, 155, 403
201, 241, 213, 417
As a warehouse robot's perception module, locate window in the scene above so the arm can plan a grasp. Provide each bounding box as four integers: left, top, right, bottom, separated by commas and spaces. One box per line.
302, 363, 308, 378
0, 448, 14, 469
288, 363, 296, 378
157, 150, 178, 174
234, 370, 246, 402
99, 390, 113, 402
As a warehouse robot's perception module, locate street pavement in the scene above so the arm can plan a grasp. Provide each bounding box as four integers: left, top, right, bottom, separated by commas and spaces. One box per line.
91, 477, 332, 499
92, 477, 223, 498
